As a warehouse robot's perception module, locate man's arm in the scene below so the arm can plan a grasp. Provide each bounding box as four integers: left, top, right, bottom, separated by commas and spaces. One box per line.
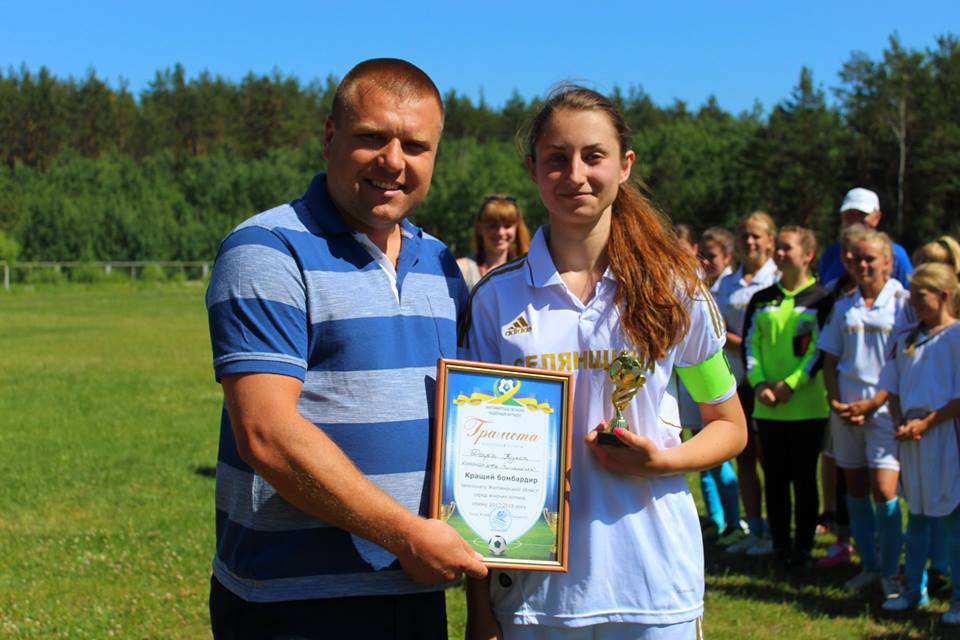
223, 372, 487, 585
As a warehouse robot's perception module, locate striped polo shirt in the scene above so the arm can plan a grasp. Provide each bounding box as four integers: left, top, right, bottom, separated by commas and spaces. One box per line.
206, 173, 468, 602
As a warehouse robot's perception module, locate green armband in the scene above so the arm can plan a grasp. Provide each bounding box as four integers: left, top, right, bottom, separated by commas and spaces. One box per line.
676, 350, 736, 403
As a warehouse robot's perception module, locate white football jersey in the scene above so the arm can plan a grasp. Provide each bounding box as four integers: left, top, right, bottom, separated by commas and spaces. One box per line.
714, 259, 779, 384
880, 322, 960, 516
817, 278, 910, 402
462, 227, 733, 627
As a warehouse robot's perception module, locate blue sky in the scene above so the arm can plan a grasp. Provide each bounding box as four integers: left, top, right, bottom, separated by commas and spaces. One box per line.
2, 0, 956, 114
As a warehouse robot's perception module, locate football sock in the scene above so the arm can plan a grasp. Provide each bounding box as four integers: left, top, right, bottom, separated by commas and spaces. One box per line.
847, 495, 877, 572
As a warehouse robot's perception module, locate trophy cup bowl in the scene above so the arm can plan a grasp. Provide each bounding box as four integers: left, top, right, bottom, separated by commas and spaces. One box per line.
439, 500, 456, 522
598, 352, 646, 447
543, 507, 559, 556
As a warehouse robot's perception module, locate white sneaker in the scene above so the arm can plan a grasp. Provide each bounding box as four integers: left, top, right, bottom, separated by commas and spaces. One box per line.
880, 576, 902, 600
843, 570, 880, 591
726, 533, 760, 554
943, 600, 960, 625
745, 537, 774, 556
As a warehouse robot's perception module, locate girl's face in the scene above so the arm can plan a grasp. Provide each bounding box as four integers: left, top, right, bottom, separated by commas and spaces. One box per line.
528, 109, 634, 228
737, 221, 773, 265
773, 231, 812, 276
908, 283, 946, 325
853, 239, 891, 290
840, 239, 858, 276
700, 239, 732, 282
480, 218, 517, 256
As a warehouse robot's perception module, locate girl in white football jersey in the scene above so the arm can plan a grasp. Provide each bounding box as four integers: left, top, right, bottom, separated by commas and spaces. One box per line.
877, 263, 960, 624
714, 211, 779, 555
462, 86, 747, 640
818, 230, 910, 597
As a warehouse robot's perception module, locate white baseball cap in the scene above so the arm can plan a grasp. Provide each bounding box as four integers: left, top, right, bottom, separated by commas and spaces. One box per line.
839, 188, 880, 215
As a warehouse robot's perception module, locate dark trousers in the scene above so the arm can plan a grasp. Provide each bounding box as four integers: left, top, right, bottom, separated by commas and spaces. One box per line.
757, 418, 826, 557
209, 575, 447, 640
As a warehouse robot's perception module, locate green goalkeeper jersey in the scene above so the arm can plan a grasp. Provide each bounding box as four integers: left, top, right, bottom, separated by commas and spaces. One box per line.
742, 277, 833, 421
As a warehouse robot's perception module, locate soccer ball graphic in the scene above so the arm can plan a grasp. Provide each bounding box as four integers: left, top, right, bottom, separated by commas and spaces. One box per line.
488, 535, 508, 556
496, 379, 516, 396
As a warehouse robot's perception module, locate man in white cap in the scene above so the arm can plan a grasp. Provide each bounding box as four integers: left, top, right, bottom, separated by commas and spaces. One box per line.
818, 187, 913, 286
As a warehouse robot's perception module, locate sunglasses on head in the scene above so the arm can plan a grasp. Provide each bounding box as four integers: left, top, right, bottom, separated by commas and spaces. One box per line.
484, 195, 517, 204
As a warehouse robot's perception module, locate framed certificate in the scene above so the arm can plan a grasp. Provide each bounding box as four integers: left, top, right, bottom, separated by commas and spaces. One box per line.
430, 358, 573, 571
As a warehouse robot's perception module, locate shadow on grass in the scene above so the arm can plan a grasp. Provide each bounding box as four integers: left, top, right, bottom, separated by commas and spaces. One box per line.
702, 525, 950, 639
193, 465, 216, 478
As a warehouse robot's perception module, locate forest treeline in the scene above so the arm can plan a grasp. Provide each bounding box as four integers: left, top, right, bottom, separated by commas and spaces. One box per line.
0, 34, 958, 264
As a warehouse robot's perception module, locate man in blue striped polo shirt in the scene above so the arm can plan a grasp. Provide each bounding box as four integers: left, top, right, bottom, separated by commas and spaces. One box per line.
206, 58, 487, 639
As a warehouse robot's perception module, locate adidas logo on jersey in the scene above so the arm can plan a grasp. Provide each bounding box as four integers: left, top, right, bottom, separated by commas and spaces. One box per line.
503, 313, 532, 337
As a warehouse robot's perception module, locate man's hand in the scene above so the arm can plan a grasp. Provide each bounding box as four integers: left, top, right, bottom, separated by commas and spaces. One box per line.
755, 383, 778, 407
395, 518, 488, 585
772, 381, 793, 404
585, 424, 667, 478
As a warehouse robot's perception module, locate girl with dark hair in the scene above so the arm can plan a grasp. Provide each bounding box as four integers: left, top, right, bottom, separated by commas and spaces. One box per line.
462, 86, 746, 639
458, 195, 532, 290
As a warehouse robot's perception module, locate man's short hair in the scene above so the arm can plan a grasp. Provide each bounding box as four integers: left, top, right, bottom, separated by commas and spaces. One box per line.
331, 58, 444, 125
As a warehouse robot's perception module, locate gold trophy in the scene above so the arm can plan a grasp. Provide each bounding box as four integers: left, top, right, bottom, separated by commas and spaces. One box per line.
543, 507, 559, 556
438, 500, 456, 522
598, 351, 646, 447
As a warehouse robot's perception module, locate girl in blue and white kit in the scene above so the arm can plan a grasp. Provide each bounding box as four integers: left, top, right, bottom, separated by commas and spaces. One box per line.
818, 230, 910, 598
714, 211, 779, 555
878, 263, 960, 624
462, 86, 747, 640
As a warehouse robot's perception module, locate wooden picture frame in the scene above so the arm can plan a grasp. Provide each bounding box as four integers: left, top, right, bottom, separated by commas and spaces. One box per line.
430, 358, 573, 571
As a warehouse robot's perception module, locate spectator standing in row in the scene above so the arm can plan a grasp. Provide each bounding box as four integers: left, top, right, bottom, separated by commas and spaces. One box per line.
742, 226, 832, 569
815, 223, 869, 568
819, 188, 912, 287
678, 225, 742, 538
819, 230, 909, 599
879, 263, 960, 624
457, 195, 531, 290
716, 211, 780, 555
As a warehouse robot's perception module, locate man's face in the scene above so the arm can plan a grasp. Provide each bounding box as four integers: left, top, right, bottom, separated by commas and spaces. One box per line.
323, 86, 443, 234
841, 209, 881, 229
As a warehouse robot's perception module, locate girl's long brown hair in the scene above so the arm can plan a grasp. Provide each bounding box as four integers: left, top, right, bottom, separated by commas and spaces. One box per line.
526, 86, 699, 364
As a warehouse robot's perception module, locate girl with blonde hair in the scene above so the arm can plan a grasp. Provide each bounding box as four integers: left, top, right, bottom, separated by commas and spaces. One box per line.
715, 210, 779, 554
879, 263, 960, 623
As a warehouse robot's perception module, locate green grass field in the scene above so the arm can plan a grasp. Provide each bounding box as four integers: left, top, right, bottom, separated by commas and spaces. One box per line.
0, 284, 954, 638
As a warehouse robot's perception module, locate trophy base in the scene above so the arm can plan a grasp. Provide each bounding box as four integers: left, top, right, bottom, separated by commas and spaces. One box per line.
597, 431, 627, 447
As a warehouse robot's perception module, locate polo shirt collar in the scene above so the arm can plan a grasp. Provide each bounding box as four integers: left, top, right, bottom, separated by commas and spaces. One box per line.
301, 173, 423, 246
526, 226, 616, 289
755, 258, 779, 283
871, 277, 903, 309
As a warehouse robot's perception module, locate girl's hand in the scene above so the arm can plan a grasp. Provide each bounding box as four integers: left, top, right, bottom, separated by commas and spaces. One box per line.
830, 398, 865, 425
585, 423, 667, 478
830, 398, 850, 414
755, 384, 778, 407
847, 399, 876, 417
896, 417, 930, 441
772, 381, 793, 404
